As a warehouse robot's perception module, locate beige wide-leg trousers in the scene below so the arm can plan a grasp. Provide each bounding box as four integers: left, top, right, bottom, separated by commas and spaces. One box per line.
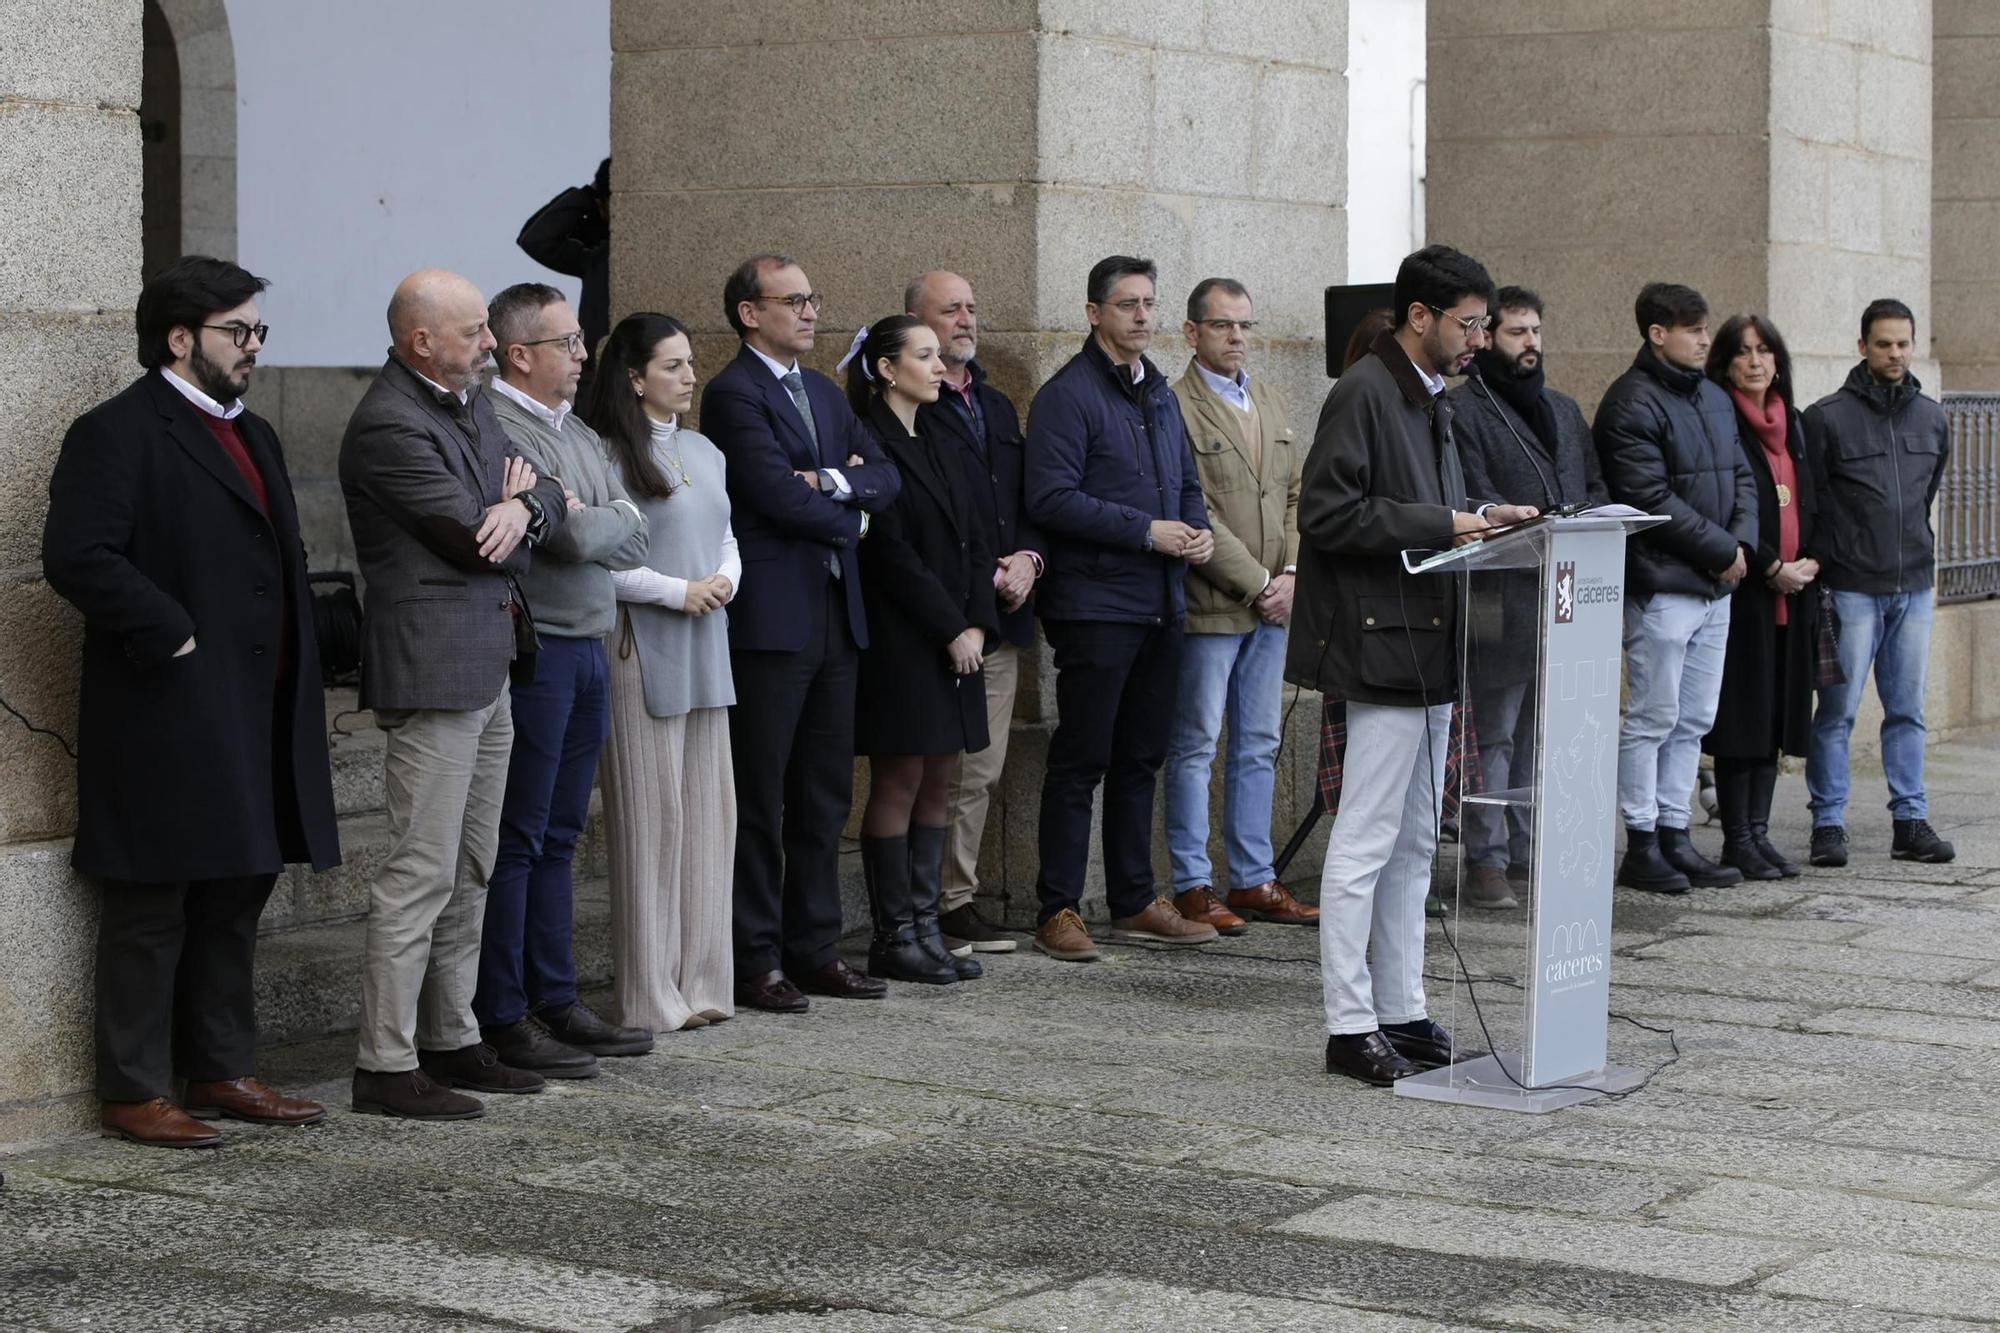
601, 644, 737, 1031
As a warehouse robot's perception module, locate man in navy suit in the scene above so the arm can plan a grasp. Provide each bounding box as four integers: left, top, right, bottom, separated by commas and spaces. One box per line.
701, 254, 901, 1011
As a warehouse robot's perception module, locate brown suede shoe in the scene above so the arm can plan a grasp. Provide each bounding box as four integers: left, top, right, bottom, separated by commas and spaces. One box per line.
1034, 908, 1101, 962
1111, 897, 1220, 946
100, 1097, 223, 1149
1227, 881, 1319, 925
1173, 887, 1248, 936
184, 1076, 328, 1126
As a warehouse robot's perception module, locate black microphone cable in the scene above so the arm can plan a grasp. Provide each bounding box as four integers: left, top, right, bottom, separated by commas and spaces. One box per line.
1467, 365, 1558, 513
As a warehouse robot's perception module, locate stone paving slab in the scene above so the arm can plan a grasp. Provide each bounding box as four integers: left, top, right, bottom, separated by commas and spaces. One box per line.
1759, 1250, 2000, 1322
1657, 1179, 2000, 1262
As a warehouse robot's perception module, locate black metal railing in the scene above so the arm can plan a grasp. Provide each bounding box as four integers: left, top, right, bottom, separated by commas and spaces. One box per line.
1940, 393, 2000, 603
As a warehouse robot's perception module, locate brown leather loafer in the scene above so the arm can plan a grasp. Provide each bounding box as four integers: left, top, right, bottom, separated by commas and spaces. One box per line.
100, 1097, 223, 1148
797, 957, 888, 999
1173, 887, 1248, 936
184, 1076, 328, 1126
1110, 897, 1219, 946
735, 969, 810, 1013
1227, 881, 1319, 925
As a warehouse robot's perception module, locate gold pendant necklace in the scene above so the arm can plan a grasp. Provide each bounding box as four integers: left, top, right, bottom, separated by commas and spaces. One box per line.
1775, 482, 1792, 507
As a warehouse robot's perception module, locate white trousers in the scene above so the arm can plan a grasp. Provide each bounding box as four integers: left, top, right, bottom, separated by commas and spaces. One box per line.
1318, 701, 1451, 1035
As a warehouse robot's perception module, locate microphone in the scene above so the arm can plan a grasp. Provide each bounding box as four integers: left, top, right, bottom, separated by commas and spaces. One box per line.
1468, 364, 1557, 513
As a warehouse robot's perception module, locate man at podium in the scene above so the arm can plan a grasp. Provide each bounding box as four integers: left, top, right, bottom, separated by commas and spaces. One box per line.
1288, 245, 1538, 1086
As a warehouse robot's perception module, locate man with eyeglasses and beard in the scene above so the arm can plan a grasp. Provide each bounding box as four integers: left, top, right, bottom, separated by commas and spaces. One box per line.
43, 256, 341, 1146
1289, 244, 1538, 1086
1445, 286, 1607, 909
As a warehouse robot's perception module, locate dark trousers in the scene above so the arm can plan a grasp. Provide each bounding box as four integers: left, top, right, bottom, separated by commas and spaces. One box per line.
95, 874, 277, 1101
729, 582, 858, 975
475, 635, 609, 1028
1036, 617, 1184, 923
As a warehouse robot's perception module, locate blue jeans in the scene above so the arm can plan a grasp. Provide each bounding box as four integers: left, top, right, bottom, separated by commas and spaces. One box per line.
1619, 592, 1730, 831
475, 635, 611, 1028
1465, 679, 1531, 870
1164, 622, 1286, 892
1808, 588, 1934, 825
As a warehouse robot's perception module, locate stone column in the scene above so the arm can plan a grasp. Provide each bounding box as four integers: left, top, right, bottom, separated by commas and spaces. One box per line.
610, 0, 1347, 910
1935, 0, 2000, 389
1427, 1, 1934, 412
0, 0, 143, 1140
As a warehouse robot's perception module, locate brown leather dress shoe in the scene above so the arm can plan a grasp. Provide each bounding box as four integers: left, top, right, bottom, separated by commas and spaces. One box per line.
184, 1077, 328, 1126
1227, 881, 1319, 925
1110, 897, 1219, 945
100, 1097, 223, 1149
735, 969, 810, 1013
1173, 887, 1248, 936
798, 957, 888, 999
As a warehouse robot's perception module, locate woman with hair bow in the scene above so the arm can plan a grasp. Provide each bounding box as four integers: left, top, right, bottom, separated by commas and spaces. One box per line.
839, 316, 1000, 986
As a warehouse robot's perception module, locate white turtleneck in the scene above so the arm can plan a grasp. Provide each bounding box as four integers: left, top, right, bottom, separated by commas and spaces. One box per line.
608, 415, 741, 611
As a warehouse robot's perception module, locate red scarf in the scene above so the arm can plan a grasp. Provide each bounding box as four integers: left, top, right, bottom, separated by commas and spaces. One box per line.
1730, 387, 1798, 623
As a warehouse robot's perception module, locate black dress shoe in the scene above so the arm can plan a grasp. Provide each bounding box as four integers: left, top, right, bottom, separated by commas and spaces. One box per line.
352, 1068, 485, 1120
535, 1000, 655, 1057
797, 958, 888, 999
1720, 836, 1784, 881
735, 969, 810, 1013
1324, 1032, 1420, 1087
1380, 1018, 1455, 1070
1750, 831, 1801, 878
479, 1018, 599, 1080
415, 1042, 547, 1095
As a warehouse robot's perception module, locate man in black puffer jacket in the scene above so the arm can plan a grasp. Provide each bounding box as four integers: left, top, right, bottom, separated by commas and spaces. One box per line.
1594, 282, 1757, 893
1802, 298, 1955, 867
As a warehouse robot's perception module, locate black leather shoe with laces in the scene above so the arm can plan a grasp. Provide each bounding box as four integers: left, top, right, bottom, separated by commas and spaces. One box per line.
535, 1000, 654, 1057
479, 1018, 599, 1080
1892, 818, 1956, 863
1809, 824, 1849, 867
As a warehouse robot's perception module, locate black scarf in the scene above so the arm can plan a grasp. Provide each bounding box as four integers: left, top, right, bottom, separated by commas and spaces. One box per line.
1473, 347, 1560, 454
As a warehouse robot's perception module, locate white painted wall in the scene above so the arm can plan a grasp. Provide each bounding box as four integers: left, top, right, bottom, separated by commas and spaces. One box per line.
226, 0, 610, 366
1346, 0, 1426, 285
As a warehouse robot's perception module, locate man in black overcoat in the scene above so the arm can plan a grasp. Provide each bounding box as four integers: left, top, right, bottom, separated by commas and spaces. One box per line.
42, 256, 340, 1147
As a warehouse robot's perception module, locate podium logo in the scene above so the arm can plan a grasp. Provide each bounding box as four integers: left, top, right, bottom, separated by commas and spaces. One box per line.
1554, 561, 1577, 623
1544, 917, 1606, 985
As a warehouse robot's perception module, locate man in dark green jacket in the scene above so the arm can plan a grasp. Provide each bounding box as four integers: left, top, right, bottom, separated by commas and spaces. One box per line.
1288, 245, 1535, 1087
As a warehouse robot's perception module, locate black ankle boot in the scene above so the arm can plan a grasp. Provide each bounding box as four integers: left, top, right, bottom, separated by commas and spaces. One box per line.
1617, 828, 1692, 894
1658, 825, 1744, 887
1745, 760, 1800, 877
1716, 763, 1781, 881
910, 824, 980, 980
862, 835, 957, 985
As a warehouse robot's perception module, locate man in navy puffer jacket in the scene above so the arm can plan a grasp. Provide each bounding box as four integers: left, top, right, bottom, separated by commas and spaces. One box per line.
1024, 255, 1216, 963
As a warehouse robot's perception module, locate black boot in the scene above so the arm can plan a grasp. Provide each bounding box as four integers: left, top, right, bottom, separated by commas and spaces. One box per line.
1715, 761, 1781, 881
1658, 825, 1743, 887
1617, 828, 1691, 894
1745, 760, 1800, 877
862, 835, 956, 985
910, 824, 980, 980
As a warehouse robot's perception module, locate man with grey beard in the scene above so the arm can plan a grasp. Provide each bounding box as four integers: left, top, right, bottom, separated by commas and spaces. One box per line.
340, 268, 568, 1121
907, 270, 1044, 954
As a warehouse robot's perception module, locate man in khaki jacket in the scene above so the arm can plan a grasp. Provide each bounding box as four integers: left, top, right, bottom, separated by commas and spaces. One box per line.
1164, 278, 1318, 933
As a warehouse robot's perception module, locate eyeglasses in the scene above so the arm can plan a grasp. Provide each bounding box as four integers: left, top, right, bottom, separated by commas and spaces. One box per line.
521, 331, 586, 355
1198, 319, 1258, 334
1427, 306, 1495, 333
1105, 298, 1157, 315
203, 322, 269, 348
755, 292, 824, 314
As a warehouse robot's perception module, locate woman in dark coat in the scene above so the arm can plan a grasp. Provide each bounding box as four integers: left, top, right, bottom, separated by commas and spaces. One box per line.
1703, 313, 1820, 880
842, 315, 1000, 985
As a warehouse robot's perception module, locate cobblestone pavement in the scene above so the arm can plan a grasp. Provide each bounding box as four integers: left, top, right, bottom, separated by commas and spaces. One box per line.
4, 731, 1998, 1332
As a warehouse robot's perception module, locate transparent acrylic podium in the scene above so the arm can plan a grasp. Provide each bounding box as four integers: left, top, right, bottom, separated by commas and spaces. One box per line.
1392, 510, 1666, 1113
